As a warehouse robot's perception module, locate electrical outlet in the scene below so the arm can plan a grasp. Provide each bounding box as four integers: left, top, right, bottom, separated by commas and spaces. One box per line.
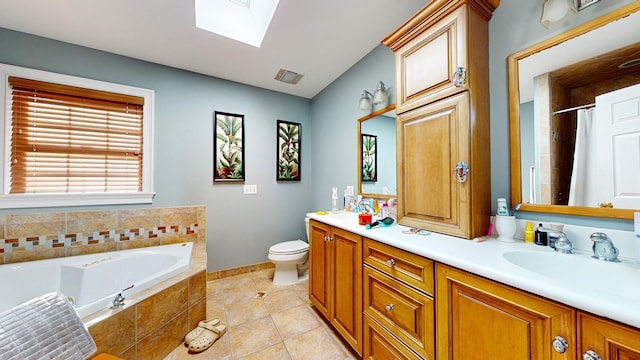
243, 184, 258, 194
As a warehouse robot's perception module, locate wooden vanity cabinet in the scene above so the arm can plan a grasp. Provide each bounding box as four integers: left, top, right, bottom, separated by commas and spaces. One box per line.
308, 219, 363, 355
578, 312, 640, 359
436, 264, 576, 360
383, 0, 499, 239
363, 238, 435, 359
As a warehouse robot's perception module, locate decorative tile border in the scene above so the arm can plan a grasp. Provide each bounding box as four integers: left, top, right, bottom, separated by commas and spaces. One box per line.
0, 224, 198, 254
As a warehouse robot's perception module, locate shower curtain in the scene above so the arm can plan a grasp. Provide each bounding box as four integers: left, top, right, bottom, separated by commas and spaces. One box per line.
568, 108, 598, 206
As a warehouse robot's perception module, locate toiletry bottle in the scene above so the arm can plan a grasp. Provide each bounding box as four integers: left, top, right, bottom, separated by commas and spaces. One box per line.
534, 223, 548, 246
373, 199, 380, 216
497, 198, 509, 216
331, 187, 338, 212
524, 222, 534, 243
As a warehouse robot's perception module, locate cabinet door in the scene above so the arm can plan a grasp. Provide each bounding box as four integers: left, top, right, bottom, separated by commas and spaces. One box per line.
364, 316, 423, 360
397, 92, 471, 237
395, 5, 467, 113
308, 220, 332, 318
331, 227, 363, 355
436, 264, 576, 360
579, 312, 640, 359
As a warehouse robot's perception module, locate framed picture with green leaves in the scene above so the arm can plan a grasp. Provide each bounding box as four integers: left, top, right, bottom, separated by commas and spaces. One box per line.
214, 111, 245, 182
277, 120, 300, 181
361, 133, 377, 182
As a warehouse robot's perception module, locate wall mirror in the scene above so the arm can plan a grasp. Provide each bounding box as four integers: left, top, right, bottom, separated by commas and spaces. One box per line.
508, 2, 640, 219
358, 103, 396, 199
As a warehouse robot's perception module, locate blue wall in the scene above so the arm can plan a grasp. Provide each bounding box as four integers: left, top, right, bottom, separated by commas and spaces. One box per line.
0, 28, 313, 271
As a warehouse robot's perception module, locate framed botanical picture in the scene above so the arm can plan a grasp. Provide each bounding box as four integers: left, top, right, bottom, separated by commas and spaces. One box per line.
277, 120, 301, 181
361, 133, 377, 182
214, 111, 245, 182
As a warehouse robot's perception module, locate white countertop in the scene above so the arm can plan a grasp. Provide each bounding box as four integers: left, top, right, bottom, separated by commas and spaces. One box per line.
307, 212, 640, 329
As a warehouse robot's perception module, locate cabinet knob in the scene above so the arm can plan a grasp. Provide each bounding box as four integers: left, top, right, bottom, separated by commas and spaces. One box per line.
386, 259, 396, 266
385, 304, 394, 311
551, 336, 569, 353
324, 236, 332, 242
583, 350, 602, 360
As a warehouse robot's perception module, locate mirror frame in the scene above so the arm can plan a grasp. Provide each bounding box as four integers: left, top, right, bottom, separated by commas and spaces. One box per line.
508, 2, 640, 220
357, 103, 396, 200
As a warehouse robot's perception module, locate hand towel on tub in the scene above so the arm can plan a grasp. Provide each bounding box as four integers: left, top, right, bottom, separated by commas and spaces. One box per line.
0, 292, 96, 360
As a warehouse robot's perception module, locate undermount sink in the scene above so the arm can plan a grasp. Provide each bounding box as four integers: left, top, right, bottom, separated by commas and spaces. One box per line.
502, 250, 640, 301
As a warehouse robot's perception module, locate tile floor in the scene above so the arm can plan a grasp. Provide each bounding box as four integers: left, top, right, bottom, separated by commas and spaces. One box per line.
163, 268, 359, 360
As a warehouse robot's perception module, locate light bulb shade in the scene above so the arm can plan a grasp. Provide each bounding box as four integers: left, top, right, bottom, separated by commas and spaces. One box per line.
359, 90, 372, 111
540, 0, 576, 28
372, 81, 389, 106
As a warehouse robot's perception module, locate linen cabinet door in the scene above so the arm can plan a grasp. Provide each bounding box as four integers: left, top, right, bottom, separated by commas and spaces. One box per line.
308, 219, 332, 318
436, 264, 576, 360
396, 92, 471, 238
331, 227, 363, 355
579, 312, 640, 360
394, 5, 468, 114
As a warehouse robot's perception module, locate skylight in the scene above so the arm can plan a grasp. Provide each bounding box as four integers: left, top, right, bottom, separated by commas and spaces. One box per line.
195, 0, 279, 48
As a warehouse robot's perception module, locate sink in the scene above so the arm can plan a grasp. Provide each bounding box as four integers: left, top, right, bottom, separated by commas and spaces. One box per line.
502, 250, 640, 301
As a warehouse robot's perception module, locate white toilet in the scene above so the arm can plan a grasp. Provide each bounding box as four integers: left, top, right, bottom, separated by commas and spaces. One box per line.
268, 217, 310, 286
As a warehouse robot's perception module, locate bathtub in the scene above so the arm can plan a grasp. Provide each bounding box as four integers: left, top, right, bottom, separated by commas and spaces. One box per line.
0, 242, 193, 319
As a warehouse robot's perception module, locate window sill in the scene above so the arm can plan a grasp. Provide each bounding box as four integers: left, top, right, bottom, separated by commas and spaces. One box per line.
0, 192, 155, 209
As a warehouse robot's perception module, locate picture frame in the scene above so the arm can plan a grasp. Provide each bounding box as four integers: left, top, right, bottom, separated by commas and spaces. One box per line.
214, 111, 245, 182
277, 120, 301, 181
361, 133, 377, 182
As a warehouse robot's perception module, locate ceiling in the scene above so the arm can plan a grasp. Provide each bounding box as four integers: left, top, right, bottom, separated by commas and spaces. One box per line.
0, 0, 431, 99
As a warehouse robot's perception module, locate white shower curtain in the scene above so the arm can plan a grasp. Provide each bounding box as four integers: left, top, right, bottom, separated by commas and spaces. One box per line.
568, 108, 598, 206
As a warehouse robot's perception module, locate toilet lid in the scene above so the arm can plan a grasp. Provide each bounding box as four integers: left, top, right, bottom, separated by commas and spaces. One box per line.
269, 239, 309, 255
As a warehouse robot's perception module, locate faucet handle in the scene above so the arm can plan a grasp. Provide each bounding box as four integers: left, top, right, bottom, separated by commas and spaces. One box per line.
111, 284, 134, 309
590, 232, 619, 262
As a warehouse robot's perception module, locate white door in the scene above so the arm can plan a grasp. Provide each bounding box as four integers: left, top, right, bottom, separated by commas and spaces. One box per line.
596, 83, 640, 209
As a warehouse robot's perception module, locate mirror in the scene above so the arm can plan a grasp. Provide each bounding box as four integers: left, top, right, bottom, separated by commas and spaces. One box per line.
508, 2, 640, 219
358, 104, 396, 199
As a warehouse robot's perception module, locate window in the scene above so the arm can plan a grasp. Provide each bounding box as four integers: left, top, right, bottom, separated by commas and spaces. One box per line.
0, 64, 154, 208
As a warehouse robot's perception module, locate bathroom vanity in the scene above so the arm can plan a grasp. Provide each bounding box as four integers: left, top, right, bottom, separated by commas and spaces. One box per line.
307, 212, 640, 360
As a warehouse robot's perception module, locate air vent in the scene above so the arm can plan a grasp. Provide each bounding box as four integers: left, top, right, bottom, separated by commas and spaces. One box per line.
275, 69, 304, 84
619, 58, 640, 69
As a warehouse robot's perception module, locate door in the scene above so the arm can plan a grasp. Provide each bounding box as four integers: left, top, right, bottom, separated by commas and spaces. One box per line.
308, 220, 332, 317
579, 312, 640, 360
396, 92, 470, 237
436, 264, 576, 360
596, 83, 640, 209
331, 227, 363, 354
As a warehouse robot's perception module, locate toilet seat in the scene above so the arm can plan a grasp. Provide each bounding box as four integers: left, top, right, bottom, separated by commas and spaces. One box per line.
269, 239, 309, 255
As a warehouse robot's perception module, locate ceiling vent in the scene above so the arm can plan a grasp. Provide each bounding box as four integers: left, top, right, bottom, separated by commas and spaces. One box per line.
275, 69, 304, 84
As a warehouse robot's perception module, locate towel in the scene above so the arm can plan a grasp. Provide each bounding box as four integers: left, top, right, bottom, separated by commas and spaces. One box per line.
0, 292, 96, 360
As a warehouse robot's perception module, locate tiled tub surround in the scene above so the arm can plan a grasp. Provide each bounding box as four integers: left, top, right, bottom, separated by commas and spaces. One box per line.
0, 206, 208, 360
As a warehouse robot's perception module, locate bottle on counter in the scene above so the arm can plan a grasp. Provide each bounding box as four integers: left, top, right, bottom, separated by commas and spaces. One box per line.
524, 222, 534, 243
497, 198, 509, 216
534, 223, 548, 246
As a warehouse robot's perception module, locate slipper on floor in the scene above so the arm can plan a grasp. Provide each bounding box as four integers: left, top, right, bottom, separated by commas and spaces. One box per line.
188, 323, 227, 353
184, 318, 220, 345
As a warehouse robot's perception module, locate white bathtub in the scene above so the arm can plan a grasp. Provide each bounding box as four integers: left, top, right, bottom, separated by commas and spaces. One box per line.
0, 242, 193, 318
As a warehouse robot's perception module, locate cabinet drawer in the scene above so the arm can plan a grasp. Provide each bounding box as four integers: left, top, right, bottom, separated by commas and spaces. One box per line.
364, 266, 434, 360
363, 238, 434, 295
364, 315, 423, 360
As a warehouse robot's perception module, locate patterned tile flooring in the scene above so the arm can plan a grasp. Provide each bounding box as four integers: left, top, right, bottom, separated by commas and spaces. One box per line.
163, 269, 359, 360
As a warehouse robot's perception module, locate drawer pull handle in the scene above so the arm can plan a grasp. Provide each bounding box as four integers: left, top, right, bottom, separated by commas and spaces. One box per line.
552, 336, 569, 353
324, 236, 332, 242
583, 350, 602, 360
385, 304, 394, 311
386, 259, 396, 266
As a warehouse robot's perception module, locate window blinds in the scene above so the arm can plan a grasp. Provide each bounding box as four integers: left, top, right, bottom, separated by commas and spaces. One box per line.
8, 76, 144, 194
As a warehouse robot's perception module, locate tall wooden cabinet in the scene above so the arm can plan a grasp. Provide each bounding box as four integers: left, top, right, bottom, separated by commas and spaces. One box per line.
383, 0, 499, 239
308, 219, 363, 355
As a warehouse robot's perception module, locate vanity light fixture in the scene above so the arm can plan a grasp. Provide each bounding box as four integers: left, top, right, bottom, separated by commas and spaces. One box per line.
359, 81, 389, 112
540, 0, 576, 28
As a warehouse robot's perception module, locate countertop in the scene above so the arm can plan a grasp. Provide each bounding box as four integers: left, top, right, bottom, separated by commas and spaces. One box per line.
307, 212, 640, 329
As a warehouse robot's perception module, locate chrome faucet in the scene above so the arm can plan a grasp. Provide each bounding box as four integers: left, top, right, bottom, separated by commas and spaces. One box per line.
111, 284, 134, 309
590, 232, 619, 262
547, 230, 573, 254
